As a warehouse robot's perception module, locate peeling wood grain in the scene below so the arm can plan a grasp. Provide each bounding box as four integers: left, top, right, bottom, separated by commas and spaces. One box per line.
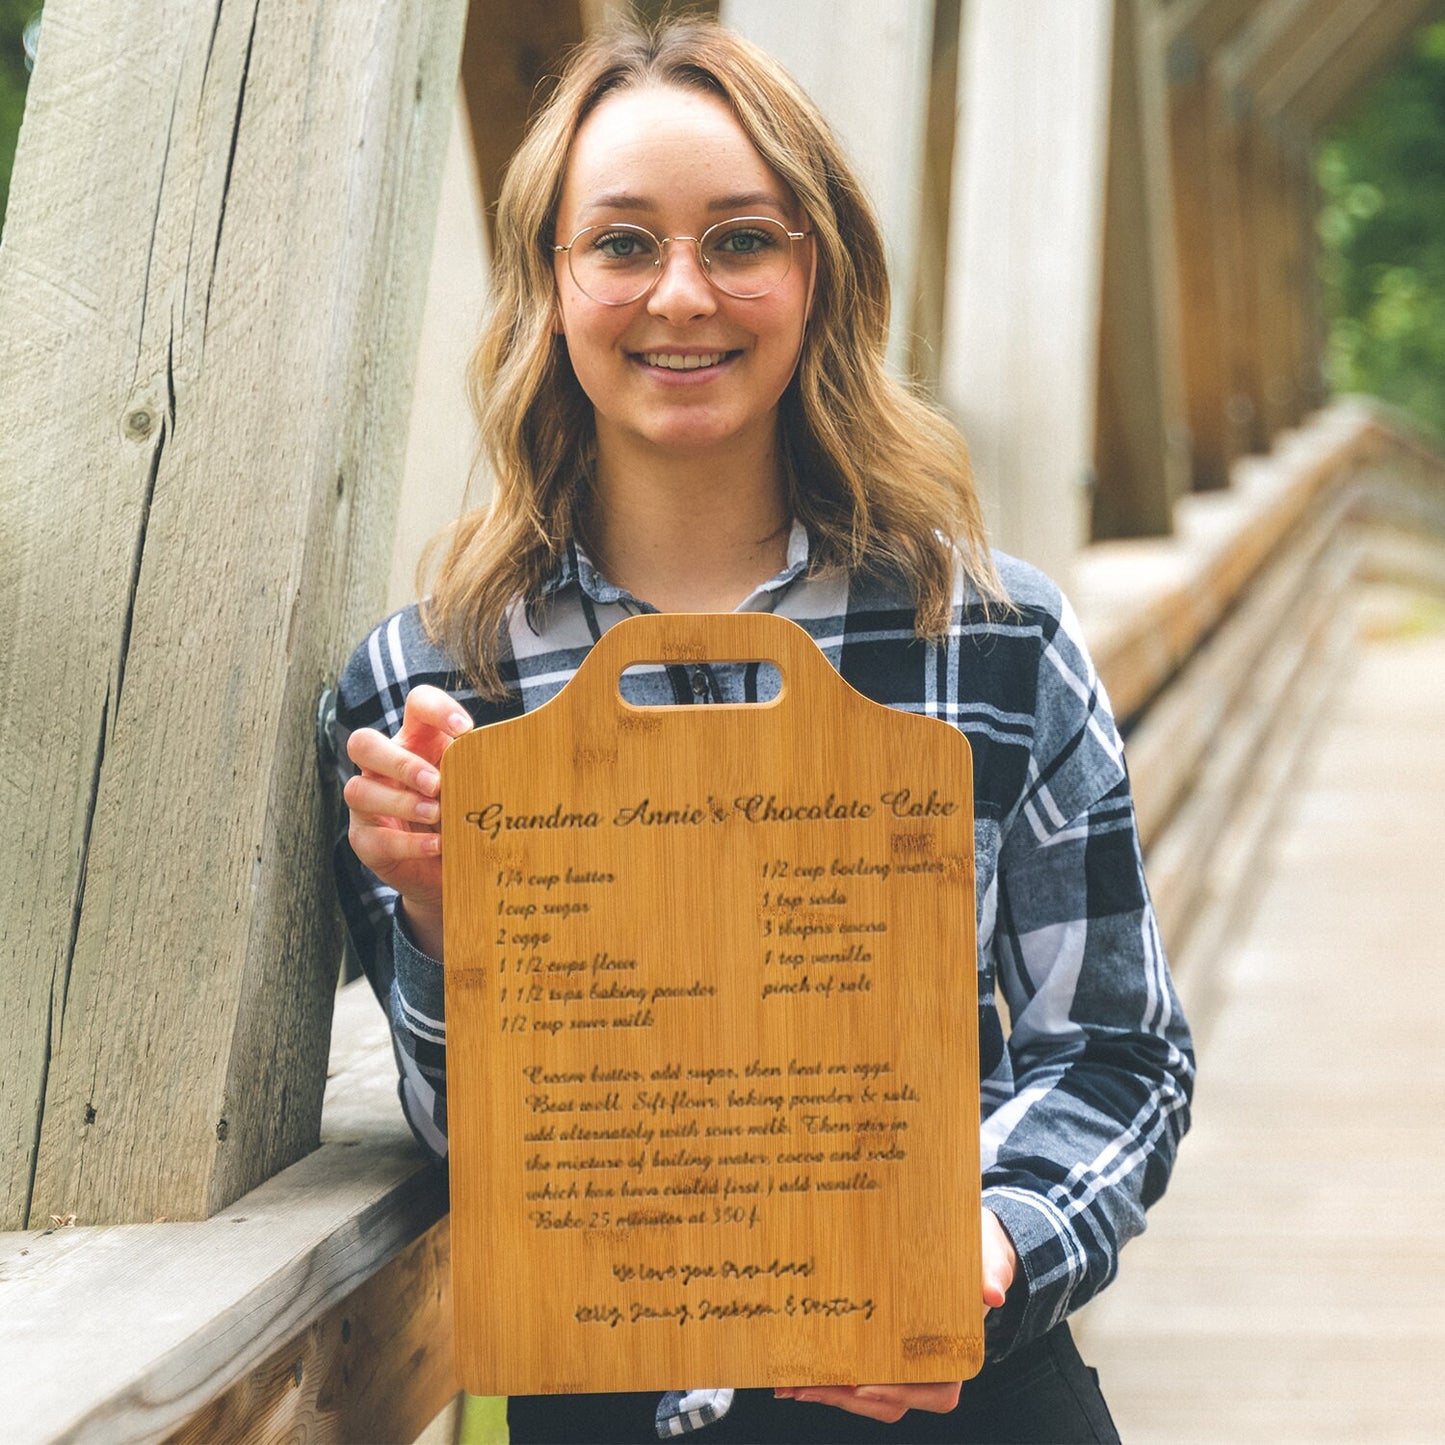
0, 0, 468, 1227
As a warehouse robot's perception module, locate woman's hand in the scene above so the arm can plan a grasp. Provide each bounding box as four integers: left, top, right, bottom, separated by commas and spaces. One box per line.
343, 685, 472, 959
773, 1207, 1017, 1424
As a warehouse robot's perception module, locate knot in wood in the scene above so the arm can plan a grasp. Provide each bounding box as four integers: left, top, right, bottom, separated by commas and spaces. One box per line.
124, 407, 156, 440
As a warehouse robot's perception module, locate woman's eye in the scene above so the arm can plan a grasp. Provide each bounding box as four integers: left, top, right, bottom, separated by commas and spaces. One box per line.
593, 231, 653, 261
713, 228, 776, 255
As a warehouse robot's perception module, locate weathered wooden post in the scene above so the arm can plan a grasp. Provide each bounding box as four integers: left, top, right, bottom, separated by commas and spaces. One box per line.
1093, 0, 1188, 539
721, 0, 936, 379
0, 0, 467, 1228
940, 0, 1115, 578
1164, 31, 1236, 490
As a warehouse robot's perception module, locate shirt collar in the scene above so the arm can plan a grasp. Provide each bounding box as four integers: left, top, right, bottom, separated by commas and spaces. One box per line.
539, 520, 811, 611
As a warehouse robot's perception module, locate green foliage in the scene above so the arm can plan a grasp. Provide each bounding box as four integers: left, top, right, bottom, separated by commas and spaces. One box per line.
1318, 20, 1445, 440
0, 1, 38, 241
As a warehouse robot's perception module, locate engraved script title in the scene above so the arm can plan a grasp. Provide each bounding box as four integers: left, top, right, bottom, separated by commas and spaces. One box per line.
466, 790, 957, 842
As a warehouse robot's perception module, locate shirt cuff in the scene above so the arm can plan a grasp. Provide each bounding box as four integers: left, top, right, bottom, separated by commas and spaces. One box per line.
392, 908, 446, 1032
981, 1185, 1085, 1359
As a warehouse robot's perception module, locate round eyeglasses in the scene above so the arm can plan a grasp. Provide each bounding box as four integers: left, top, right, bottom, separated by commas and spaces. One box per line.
553, 216, 811, 306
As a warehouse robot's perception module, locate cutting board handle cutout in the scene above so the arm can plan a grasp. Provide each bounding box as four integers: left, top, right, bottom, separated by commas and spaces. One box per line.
569, 612, 842, 715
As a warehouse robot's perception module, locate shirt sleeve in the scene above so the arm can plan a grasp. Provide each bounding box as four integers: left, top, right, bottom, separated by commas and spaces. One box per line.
330, 615, 453, 1163
980, 590, 1195, 1357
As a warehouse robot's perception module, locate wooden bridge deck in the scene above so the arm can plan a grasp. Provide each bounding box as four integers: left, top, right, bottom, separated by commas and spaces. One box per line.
1076, 582, 1445, 1442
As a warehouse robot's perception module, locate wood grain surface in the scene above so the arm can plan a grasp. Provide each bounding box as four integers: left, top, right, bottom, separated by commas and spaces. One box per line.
0, 0, 465, 1227
443, 612, 983, 1395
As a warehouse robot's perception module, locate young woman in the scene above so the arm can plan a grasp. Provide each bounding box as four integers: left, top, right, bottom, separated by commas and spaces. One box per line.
335, 17, 1193, 1443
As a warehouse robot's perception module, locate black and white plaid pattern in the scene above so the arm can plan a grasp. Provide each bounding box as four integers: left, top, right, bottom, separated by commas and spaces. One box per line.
332, 526, 1194, 1384
656, 1389, 735, 1437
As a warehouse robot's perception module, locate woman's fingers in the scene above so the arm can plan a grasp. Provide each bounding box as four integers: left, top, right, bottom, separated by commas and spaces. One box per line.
397, 685, 474, 759
348, 817, 442, 865
346, 726, 443, 797
342, 688, 469, 910
779, 1382, 962, 1422
346, 687, 472, 793
343, 772, 442, 827
982, 1207, 1017, 1311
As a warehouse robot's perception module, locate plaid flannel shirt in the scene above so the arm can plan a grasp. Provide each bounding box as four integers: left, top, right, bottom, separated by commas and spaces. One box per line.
332, 524, 1194, 1366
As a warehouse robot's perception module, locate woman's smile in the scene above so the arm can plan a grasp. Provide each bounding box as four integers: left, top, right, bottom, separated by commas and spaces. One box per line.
638, 349, 734, 372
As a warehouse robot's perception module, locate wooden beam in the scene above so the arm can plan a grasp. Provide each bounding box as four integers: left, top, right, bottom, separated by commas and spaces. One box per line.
940, 0, 1115, 580
1072, 399, 1389, 721
1212, 0, 1329, 97
1214, 100, 1272, 455
909, 0, 964, 395
1296, 148, 1331, 410
1094, 0, 1189, 538
1276, 0, 1443, 126
0, 0, 466, 1227
1249, 124, 1298, 437
460, 0, 587, 227
165, 1221, 456, 1445
1249, 0, 1374, 115
0, 981, 453, 1444
1159, 0, 1269, 53
389, 94, 491, 613
721, 0, 936, 378
1167, 60, 1236, 488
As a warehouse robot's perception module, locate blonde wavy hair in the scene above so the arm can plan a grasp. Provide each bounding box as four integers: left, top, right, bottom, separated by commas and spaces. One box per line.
425, 15, 1000, 698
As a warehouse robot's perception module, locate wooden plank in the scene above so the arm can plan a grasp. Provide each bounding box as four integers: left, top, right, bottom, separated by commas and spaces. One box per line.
721, 0, 935, 377
389, 93, 491, 613
1079, 605, 1445, 1439
1211, 0, 1326, 95
1249, 125, 1298, 438
164, 1220, 456, 1445
908, 0, 964, 394
1093, 0, 1189, 538
1159, 0, 1270, 51
1296, 147, 1330, 411
1071, 399, 1384, 720
940, 0, 1115, 581
460, 0, 586, 225
1124, 481, 1353, 848
1216, 104, 1271, 455
1209, 0, 1347, 427
0, 0, 467, 1228
1141, 533, 1356, 952
1251, 0, 1378, 113
1256, 0, 1438, 121
1166, 59, 1235, 490
0, 979, 450, 1444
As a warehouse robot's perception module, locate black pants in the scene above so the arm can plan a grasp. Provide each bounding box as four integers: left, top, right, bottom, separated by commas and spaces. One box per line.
508, 1322, 1120, 1443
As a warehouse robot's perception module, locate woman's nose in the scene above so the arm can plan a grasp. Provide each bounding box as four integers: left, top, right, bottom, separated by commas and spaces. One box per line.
646, 237, 717, 321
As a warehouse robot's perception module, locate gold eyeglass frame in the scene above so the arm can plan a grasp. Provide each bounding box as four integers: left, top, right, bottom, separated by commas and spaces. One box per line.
552, 215, 812, 305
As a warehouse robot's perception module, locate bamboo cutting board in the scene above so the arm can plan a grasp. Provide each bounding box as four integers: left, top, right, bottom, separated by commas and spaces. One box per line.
442, 612, 982, 1396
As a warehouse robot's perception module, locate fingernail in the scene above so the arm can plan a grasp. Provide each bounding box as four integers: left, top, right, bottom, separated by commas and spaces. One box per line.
449, 712, 472, 734
417, 767, 440, 795
416, 799, 440, 822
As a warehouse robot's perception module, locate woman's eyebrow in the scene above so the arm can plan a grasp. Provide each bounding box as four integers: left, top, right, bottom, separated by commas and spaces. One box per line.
583, 193, 652, 212
580, 190, 790, 216
707, 191, 788, 213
